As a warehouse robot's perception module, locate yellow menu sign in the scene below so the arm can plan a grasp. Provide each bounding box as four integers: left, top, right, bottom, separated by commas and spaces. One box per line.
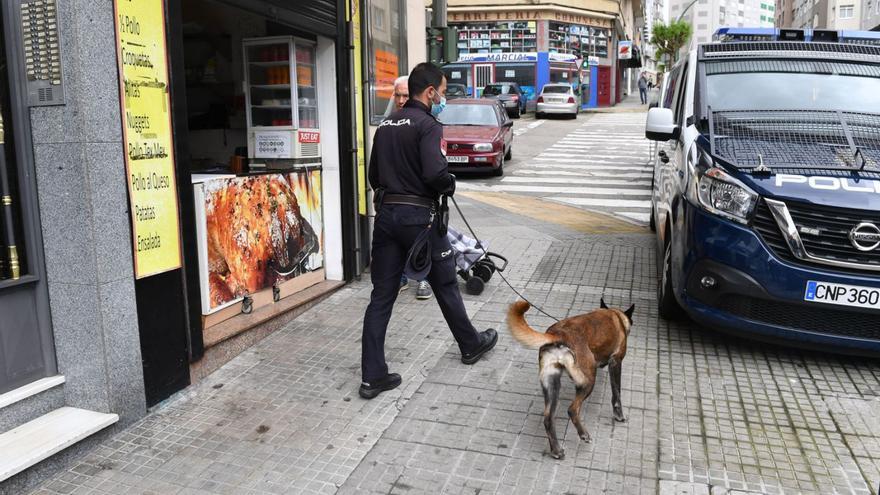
348, 0, 368, 215
114, 0, 182, 278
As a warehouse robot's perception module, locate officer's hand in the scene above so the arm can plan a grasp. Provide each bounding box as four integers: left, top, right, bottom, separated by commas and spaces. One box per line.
445, 174, 456, 196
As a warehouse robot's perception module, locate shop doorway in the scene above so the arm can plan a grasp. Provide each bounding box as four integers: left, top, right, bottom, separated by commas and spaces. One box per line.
162, 0, 342, 384
0, 3, 55, 395
597, 66, 611, 106
473, 64, 494, 97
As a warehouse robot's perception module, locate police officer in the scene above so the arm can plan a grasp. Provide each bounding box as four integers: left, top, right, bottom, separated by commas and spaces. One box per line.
360, 63, 498, 399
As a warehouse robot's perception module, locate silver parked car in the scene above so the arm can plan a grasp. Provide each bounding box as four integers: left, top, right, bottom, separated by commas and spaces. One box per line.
536, 84, 578, 119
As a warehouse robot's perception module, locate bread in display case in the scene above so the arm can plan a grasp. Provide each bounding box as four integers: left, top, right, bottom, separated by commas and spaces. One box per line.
243, 36, 320, 160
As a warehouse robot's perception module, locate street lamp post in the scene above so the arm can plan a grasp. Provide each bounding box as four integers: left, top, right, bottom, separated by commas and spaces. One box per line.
676, 0, 701, 22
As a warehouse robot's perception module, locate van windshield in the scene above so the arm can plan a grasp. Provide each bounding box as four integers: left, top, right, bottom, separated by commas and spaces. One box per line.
705, 63, 880, 113
702, 61, 880, 171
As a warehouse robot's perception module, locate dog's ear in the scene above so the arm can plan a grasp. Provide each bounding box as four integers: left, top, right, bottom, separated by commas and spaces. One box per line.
600, 298, 608, 309
624, 304, 635, 322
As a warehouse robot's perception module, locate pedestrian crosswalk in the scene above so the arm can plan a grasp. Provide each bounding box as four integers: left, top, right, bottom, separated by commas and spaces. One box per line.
458, 113, 654, 224
513, 119, 546, 137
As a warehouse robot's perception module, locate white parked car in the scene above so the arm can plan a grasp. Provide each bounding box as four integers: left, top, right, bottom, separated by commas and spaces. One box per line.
536, 84, 578, 119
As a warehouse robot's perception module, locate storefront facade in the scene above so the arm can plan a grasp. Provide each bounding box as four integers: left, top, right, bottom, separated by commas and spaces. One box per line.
0, 0, 369, 491
441, 52, 584, 107
444, 3, 640, 106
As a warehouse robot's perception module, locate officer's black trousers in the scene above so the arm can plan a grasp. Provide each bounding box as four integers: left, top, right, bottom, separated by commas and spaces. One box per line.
362, 204, 482, 382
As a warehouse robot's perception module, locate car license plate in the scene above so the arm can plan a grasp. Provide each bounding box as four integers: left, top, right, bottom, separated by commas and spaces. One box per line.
447, 155, 468, 163
804, 280, 880, 310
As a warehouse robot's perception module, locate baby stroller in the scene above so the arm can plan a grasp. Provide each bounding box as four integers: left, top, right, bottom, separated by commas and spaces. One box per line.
447, 226, 507, 295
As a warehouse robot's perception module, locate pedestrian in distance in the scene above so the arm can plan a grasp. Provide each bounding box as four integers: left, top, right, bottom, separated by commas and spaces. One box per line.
638, 72, 648, 105
386, 76, 433, 301
360, 62, 498, 399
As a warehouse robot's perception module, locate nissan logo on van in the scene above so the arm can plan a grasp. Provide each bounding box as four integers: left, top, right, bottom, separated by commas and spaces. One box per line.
849, 223, 880, 252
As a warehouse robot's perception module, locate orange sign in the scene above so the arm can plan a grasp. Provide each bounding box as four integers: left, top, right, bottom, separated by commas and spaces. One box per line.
375, 49, 399, 100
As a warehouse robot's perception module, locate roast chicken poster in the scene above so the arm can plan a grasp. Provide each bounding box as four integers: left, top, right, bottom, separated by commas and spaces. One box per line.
202, 172, 323, 311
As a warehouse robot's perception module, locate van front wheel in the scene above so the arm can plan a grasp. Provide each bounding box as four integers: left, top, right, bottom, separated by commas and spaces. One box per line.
658, 234, 684, 320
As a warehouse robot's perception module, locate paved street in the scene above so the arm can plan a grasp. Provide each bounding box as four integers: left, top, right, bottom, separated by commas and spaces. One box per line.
26, 103, 880, 495
458, 108, 654, 225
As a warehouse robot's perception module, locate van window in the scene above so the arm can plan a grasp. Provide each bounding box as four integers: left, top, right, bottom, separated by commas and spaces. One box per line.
663, 65, 682, 109
673, 63, 689, 125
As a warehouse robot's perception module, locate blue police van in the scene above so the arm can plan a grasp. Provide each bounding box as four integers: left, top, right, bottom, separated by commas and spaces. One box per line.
645, 28, 880, 355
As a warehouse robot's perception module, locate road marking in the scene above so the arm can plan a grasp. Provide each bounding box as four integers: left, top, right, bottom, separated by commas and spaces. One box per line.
501, 176, 651, 186
457, 183, 651, 196
533, 158, 649, 166
515, 169, 651, 178
513, 119, 546, 137
549, 197, 652, 208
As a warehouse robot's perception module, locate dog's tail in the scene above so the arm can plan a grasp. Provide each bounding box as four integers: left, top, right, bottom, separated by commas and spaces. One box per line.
507, 300, 561, 349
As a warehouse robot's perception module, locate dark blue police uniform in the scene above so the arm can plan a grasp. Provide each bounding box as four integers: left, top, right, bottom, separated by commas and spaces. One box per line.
362, 99, 484, 383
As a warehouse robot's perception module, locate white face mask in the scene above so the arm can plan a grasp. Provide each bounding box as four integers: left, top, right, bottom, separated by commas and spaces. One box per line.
430, 88, 446, 117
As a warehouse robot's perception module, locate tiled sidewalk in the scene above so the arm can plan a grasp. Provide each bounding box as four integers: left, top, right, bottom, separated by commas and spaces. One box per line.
27, 195, 880, 495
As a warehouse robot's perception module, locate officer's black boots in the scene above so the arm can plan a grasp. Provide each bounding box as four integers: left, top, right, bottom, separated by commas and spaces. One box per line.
359, 373, 402, 399
461, 329, 499, 365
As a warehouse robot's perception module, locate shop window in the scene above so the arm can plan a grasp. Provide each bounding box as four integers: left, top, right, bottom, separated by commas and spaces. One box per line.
548, 22, 609, 59
549, 66, 576, 87
442, 65, 472, 95
366, 0, 407, 125
494, 63, 537, 100
452, 21, 537, 57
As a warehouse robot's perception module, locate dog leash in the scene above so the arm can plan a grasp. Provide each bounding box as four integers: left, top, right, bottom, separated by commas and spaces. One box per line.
449, 194, 561, 322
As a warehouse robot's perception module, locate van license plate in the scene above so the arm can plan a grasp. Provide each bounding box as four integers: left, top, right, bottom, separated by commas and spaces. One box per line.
804, 280, 880, 310
447, 156, 468, 163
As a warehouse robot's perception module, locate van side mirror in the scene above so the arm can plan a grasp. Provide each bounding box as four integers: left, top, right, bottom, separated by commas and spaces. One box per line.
645, 108, 680, 141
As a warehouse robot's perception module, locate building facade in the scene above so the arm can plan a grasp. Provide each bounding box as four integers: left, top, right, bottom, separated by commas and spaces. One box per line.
790, 0, 829, 27
778, 0, 867, 29
641, 0, 665, 80
0, 0, 425, 492
438, 0, 642, 106
672, 0, 775, 45
863, 0, 880, 28
826, 0, 862, 28
776, 0, 795, 26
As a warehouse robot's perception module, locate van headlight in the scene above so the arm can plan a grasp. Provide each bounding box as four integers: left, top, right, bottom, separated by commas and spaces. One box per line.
473, 143, 493, 152
691, 167, 758, 224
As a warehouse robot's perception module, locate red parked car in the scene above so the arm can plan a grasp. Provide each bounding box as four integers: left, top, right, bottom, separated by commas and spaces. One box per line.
439, 99, 514, 176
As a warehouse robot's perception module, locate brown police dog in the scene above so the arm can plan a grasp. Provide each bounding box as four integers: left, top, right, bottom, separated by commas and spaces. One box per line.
507, 299, 634, 459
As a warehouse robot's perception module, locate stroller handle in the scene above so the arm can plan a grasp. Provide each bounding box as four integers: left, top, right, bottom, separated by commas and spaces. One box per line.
485, 252, 508, 272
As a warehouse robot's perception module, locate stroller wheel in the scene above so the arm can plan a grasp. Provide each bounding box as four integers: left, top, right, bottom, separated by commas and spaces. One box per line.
472, 262, 493, 282
465, 276, 485, 295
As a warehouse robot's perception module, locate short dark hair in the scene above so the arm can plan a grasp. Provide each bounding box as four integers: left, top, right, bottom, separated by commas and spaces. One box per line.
408, 62, 445, 98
